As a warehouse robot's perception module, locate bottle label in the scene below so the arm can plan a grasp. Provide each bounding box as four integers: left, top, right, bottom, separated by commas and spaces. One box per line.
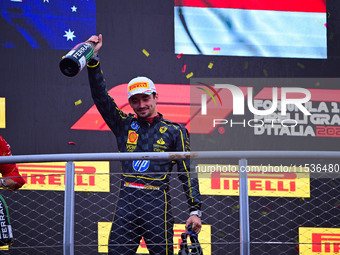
71, 42, 93, 60
79, 56, 86, 70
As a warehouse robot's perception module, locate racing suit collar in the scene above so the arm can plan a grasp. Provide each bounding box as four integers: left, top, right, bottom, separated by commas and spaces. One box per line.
136, 112, 163, 125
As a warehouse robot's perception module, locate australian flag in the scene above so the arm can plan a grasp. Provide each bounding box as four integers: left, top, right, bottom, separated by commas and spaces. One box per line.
0, 0, 96, 49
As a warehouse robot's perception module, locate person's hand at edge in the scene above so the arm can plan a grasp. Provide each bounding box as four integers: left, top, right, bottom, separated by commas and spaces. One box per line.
86, 34, 102, 57
185, 215, 202, 234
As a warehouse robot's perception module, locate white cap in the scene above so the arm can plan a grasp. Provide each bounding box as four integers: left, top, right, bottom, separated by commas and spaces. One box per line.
127, 77, 157, 99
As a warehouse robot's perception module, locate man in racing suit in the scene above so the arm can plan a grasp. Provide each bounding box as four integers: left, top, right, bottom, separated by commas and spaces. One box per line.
86, 34, 201, 255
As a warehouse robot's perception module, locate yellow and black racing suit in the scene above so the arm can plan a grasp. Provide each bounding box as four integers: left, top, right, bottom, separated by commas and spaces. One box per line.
87, 63, 201, 255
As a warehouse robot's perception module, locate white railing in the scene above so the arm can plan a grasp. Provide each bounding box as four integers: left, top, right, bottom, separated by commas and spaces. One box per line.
1, 151, 340, 255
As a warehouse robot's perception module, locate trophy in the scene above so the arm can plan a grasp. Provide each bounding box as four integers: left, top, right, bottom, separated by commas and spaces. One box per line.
59, 42, 94, 77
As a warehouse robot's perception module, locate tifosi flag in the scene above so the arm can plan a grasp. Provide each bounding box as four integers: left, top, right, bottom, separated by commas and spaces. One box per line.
175, 0, 327, 59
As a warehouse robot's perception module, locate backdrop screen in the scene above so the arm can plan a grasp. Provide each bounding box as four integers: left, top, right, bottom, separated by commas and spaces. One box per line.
0, 0, 96, 49
175, 0, 327, 59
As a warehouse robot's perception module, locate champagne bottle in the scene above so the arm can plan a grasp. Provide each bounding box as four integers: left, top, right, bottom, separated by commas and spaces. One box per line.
59, 42, 94, 77
0, 195, 14, 246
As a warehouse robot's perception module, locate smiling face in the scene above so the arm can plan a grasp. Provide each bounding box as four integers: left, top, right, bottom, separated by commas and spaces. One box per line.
129, 93, 159, 119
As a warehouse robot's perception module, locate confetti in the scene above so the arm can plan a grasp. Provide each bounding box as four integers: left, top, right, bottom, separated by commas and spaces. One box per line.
329, 32, 334, 40
186, 72, 193, 79
68, 141, 76, 145
177, 53, 183, 59
216, 232, 226, 238
207, 138, 216, 144
231, 204, 239, 213
297, 63, 305, 69
212, 47, 220, 54
328, 12, 331, 18
334, 200, 340, 207
316, 82, 320, 87
208, 62, 214, 69
263, 69, 268, 77
142, 49, 149, 57
74, 99, 82, 106
182, 64, 187, 73
244, 61, 248, 70
324, 23, 327, 28
330, 181, 337, 188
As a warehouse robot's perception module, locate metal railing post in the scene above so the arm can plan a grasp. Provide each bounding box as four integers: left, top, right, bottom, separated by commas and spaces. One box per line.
63, 161, 75, 255
239, 158, 250, 255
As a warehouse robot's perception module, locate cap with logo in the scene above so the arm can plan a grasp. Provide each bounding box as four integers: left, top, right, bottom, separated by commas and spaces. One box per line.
127, 77, 157, 99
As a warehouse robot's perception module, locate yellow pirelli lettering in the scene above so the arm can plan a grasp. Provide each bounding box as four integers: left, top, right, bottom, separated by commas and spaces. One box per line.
0, 98, 5, 128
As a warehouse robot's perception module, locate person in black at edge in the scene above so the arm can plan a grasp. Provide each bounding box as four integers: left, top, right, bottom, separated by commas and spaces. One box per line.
85, 34, 202, 255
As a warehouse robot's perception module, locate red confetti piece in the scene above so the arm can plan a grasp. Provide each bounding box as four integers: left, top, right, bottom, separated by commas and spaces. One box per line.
68, 142, 76, 145
182, 64, 187, 73
177, 53, 183, 59
213, 47, 220, 51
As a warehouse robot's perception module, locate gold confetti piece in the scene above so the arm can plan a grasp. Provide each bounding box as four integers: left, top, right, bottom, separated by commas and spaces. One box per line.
142, 49, 150, 57
330, 181, 337, 188
297, 62, 305, 69
263, 69, 268, 77
74, 99, 82, 106
329, 32, 334, 40
186, 72, 193, 79
208, 62, 213, 69
317, 20, 323, 26
207, 138, 216, 144
244, 61, 248, 70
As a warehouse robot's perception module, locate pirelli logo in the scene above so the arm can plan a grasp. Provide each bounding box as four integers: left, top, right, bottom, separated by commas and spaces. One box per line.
197, 164, 310, 197
299, 227, 340, 254
17, 162, 110, 192
128, 82, 149, 92
97, 222, 211, 254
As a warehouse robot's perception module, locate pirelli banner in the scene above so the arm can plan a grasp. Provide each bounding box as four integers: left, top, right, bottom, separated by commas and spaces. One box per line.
197, 164, 310, 198
16, 161, 110, 192
299, 227, 340, 254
